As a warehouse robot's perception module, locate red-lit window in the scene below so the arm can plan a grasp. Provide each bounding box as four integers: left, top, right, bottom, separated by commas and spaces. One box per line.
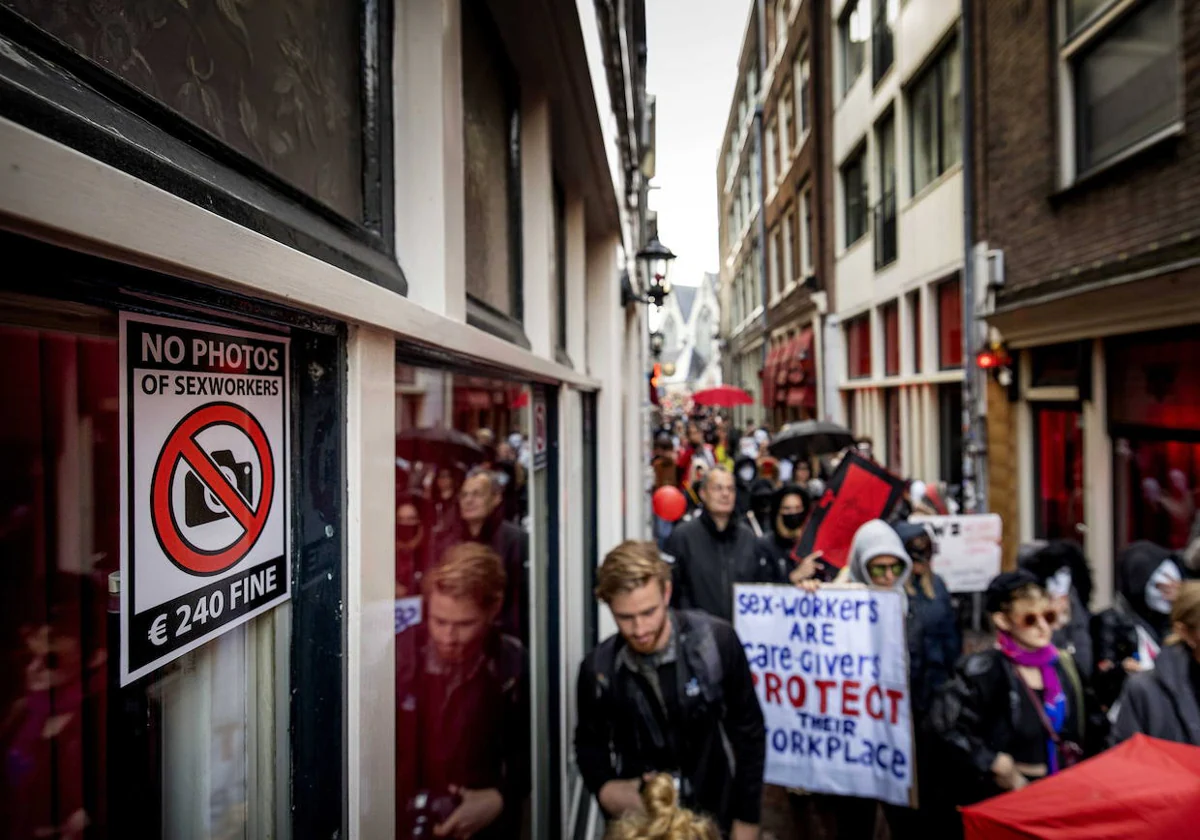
1034, 405, 1084, 540
846, 315, 872, 380
883, 301, 900, 377
937, 277, 963, 369
910, 291, 922, 374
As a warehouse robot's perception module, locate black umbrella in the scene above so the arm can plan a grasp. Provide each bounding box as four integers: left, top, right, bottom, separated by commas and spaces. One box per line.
768, 420, 856, 461
396, 426, 485, 468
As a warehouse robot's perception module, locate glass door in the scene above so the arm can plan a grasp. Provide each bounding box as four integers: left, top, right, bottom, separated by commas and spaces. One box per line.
1033, 404, 1085, 540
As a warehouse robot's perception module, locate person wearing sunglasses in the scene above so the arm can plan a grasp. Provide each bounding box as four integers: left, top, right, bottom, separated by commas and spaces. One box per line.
929, 570, 1086, 829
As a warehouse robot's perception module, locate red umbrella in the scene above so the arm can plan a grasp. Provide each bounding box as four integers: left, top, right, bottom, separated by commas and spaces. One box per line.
691, 385, 753, 407
963, 735, 1200, 840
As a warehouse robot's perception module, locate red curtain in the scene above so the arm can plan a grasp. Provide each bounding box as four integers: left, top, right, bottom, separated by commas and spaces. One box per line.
883, 302, 900, 377
847, 316, 872, 379
0, 326, 119, 837
938, 277, 963, 369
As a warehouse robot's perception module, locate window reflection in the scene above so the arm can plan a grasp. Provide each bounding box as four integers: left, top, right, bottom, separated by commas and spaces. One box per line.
394, 365, 532, 839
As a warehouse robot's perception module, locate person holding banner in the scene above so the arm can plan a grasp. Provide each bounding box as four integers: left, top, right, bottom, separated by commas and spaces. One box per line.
929, 570, 1086, 831
793, 519, 920, 840
755, 484, 834, 586
575, 541, 766, 839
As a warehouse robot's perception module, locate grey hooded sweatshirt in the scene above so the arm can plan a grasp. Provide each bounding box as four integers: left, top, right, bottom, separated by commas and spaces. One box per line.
836, 519, 925, 713
837, 518, 914, 593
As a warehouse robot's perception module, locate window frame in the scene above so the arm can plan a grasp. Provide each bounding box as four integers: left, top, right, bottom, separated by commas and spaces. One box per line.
874, 108, 898, 269
1055, 0, 1183, 187
908, 35, 963, 195
461, 0, 526, 346
795, 50, 812, 144
0, 0, 402, 294
841, 146, 869, 249
839, 0, 868, 97
800, 186, 814, 277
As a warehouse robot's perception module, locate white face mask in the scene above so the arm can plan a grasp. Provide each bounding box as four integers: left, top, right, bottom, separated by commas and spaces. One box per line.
1046, 568, 1072, 600
737, 466, 756, 483
1146, 560, 1181, 615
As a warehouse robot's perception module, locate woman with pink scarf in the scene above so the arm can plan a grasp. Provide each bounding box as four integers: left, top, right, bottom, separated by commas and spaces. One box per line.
928, 570, 1086, 835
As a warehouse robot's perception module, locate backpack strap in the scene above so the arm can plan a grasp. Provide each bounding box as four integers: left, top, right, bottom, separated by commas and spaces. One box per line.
677, 611, 725, 707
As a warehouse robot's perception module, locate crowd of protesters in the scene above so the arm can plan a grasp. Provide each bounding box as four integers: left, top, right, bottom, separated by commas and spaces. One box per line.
595, 410, 1200, 840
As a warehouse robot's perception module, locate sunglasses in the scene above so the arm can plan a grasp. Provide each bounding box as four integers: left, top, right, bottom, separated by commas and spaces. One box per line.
1013, 610, 1057, 629
867, 562, 906, 581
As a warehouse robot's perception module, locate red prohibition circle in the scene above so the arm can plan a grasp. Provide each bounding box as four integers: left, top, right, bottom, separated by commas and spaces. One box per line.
151, 402, 275, 575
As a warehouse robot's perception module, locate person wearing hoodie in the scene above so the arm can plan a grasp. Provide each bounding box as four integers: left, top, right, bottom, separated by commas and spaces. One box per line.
895, 521, 960, 716
795, 520, 920, 840
1111, 581, 1200, 747
1020, 540, 1095, 679
732, 455, 759, 523
663, 467, 760, 622
754, 484, 834, 585
745, 477, 776, 538
1112, 541, 1185, 663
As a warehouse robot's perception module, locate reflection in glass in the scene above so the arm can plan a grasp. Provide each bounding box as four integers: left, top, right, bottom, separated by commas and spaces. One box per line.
0, 319, 285, 839
394, 366, 532, 839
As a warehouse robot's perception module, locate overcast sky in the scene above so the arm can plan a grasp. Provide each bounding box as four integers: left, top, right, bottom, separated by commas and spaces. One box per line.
645, 0, 752, 287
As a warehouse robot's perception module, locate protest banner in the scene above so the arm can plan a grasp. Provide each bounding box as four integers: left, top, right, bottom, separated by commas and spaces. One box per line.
794, 452, 906, 569
734, 583, 914, 807
912, 514, 1003, 593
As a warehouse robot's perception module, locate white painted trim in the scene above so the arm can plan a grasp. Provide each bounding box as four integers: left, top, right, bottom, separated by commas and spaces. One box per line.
0, 117, 600, 390
1017, 352, 1035, 545
1083, 339, 1113, 608
345, 325, 397, 840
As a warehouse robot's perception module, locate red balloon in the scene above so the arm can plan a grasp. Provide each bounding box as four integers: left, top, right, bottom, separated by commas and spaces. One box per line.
652, 486, 688, 522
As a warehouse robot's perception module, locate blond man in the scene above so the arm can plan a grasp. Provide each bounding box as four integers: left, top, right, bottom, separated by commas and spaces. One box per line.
574, 540, 765, 840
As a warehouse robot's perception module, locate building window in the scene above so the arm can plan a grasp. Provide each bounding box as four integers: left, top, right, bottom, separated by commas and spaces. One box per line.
874, 110, 898, 269
766, 118, 778, 188
939, 385, 965, 488
1034, 404, 1085, 540
841, 147, 868, 248
846, 315, 872, 380
910, 36, 962, 194
872, 0, 897, 85
937, 276, 963, 369
795, 52, 812, 141
840, 0, 868, 96
883, 300, 900, 376
801, 187, 814, 275
779, 104, 791, 170
1062, 0, 1180, 180
463, 0, 522, 321
782, 85, 796, 154
909, 290, 923, 374
885, 388, 902, 473
2, 0, 367, 221
553, 178, 567, 354
781, 211, 795, 291
775, 0, 789, 56
769, 228, 781, 299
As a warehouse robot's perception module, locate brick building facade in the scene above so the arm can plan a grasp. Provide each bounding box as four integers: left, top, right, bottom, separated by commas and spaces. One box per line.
974, 0, 1200, 602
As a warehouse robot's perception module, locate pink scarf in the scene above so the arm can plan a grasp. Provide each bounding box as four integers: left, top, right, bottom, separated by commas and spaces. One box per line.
997, 631, 1067, 773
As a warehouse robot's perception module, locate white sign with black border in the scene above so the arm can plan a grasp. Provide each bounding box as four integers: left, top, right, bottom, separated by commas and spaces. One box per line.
120, 313, 291, 685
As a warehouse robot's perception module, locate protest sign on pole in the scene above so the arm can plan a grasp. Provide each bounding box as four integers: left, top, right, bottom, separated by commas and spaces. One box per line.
734, 583, 914, 807
795, 452, 906, 569
911, 514, 1003, 593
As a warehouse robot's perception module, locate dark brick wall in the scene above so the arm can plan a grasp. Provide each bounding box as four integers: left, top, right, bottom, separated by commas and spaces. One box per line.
975, 0, 1200, 308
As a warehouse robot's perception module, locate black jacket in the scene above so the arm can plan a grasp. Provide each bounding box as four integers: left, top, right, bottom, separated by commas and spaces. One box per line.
435, 509, 528, 640
574, 609, 766, 829
395, 625, 530, 839
928, 648, 1085, 805
664, 511, 760, 621
1111, 643, 1200, 747
907, 573, 961, 716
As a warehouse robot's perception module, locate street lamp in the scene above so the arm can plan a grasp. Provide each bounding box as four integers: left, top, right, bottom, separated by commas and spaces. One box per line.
649, 330, 665, 357
636, 236, 677, 307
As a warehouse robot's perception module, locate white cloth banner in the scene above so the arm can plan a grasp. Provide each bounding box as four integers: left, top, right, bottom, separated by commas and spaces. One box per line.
913, 513, 1003, 593
734, 583, 913, 807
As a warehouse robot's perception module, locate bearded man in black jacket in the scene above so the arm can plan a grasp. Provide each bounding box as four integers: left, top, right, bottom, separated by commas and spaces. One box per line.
663, 467, 760, 622
575, 540, 765, 839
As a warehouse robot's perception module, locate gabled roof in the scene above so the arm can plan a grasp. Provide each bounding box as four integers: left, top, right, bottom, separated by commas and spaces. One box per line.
674, 285, 698, 324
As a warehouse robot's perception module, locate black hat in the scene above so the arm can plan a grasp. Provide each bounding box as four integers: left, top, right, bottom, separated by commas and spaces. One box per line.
985, 569, 1041, 614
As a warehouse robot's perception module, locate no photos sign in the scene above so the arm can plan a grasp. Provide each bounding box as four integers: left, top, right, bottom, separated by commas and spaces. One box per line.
120, 313, 291, 684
